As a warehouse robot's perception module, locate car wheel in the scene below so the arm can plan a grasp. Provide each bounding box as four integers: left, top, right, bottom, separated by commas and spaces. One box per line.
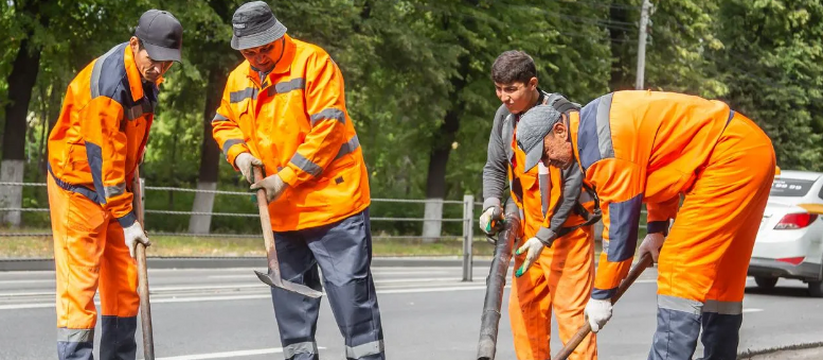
755, 276, 778, 289
809, 280, 823, 298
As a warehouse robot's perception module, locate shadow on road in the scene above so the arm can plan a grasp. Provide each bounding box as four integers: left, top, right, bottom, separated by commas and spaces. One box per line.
744, 286, 810, 298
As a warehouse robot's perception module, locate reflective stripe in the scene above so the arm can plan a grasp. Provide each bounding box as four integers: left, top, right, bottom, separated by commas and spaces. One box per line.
346, 340, 384, 359
658, 294, 703, 315
104, 182, 126, 198
229, 87, 258, 103
606, 193, 642, 262
538, 163, 550, 217
271, 78, 306, 95
595, 92, 615, 158
290, 153, 323, 177
592, 287, 617, 300
212, 112, 229, 123
85, 141, 107, 205
703, 300, 742, 315
89, 45, 120, 98
335, 135, 361, 160
283, 341, 317, 359
125, 101, 153, 120
57, 328, 94, 343
310, 108, 346, 126
221, 139, 245, 155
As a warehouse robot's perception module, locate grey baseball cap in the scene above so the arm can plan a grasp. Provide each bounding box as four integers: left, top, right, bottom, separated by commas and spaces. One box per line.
516, 105, 563, 172
231, 1, 288, 50
134, 9, 183, 62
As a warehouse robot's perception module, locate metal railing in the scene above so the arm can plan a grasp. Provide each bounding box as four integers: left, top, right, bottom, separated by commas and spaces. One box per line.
0, 181, 481, 280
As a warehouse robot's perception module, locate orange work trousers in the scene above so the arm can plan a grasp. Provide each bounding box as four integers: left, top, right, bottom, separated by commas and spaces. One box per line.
48, 176, 140, 360
651, 112, 775, 360
509, 225, 597, 360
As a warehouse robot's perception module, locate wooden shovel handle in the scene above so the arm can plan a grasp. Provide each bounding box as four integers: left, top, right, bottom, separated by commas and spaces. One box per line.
132, 167, 155, 360
552, 254, 654, 360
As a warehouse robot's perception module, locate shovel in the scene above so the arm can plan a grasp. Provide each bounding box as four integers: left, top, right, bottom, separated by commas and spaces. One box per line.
552, 253, 654, 360
252, 167, 323, 298
132, 168, 155, 360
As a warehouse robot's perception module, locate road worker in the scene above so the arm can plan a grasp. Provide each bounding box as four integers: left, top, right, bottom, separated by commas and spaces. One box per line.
480, 50, 600, 360
211, 2, 384, 359
515, 91, 776, 360
46, 9, 182, 360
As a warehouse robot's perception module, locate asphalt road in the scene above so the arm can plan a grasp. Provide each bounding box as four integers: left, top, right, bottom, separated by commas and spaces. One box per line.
1, 264, 821, 360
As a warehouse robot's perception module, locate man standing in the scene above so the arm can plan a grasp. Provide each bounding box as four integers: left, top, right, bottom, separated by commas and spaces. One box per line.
212, 2, 384, 359
46, 9, 182, 360
480, 50, 599, 359
515, 91, 776, 360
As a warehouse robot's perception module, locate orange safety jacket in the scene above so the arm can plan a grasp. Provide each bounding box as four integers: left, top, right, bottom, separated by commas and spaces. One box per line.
570, 90, 733, 300
212, 34, 369, 231
47, 43, 161, 227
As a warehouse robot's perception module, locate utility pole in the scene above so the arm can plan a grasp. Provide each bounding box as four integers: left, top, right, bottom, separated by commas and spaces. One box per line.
635, 0, 652, 90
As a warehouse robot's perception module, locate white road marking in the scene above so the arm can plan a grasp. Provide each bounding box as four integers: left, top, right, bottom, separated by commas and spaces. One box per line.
0, 279, 54, 285
154, 346, 326, 360
0, 282, 508, 310
743, 308, 764, 313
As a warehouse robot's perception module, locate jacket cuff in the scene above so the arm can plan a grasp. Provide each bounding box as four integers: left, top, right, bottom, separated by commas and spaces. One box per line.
591, 287, 617, 300
278, 167, 298, 187
647, 220, 670, 236
226, 143, 250, 171
482, 197, 501, 210
535, 226, 557, 245
117, 212, 137, 228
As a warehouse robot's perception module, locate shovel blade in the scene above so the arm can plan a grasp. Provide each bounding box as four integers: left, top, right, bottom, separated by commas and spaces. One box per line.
254, 270, 323, 298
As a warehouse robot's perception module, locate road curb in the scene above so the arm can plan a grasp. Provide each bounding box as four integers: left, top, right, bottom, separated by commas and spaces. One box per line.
0, 257, 498, 271
738, 341, 823, 359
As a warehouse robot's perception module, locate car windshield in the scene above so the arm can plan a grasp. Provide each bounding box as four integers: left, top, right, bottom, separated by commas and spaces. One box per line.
770, 178, 816, 197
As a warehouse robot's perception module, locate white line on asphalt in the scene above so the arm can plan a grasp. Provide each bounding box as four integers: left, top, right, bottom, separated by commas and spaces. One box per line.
155, 346, 327, 360
743, 308, 763, 313
0, 279, 54, 285
0, 282, 507, 310
208, 270, 452, 279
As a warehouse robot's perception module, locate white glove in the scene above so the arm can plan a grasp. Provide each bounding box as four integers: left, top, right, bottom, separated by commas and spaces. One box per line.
122, 221, 150, 259
584, 298, 613, 333
514, 237, 545, 277
250, 173, 289, 203
637, 232, 665, 263
478, 206, 503, 235
234, 152, 263, 184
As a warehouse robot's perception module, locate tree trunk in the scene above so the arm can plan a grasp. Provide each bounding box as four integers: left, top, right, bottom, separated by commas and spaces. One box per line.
1, 38, 42, 227
188, 69, 226, 234
608, 2, 633, 91
422, 54, 469, 242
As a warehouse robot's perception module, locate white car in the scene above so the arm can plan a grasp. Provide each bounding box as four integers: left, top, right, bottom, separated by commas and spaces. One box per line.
748, 170, 823, 297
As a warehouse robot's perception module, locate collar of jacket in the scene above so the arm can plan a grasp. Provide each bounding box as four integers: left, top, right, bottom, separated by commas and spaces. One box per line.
245, 34, 297, 85
124, 44, 164, 103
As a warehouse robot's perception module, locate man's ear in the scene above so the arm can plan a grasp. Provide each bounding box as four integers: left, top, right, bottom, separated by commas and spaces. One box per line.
552, 121, 568, 139
128, 36, 140, 53
528, 77, 538, 89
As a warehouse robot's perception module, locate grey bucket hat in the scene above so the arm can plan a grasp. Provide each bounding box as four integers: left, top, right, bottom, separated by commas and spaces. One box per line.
516, 105, 563, 172
231, 1, 287, 50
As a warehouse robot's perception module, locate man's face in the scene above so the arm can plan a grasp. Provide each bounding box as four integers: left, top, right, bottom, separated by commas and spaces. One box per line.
129, 37, 173, 83
240, 40, 282, 73
542, 118, 574, 169
495, 77, 537, 114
